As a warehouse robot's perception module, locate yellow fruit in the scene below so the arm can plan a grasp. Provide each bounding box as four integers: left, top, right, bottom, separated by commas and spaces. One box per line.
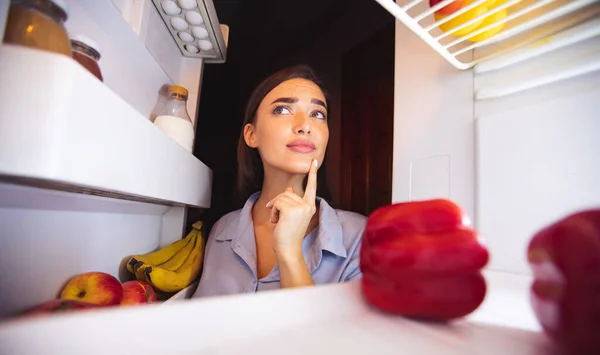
435, 0, 491, 37
126, 237, 188, 274
468, 8, 508, 42
125, 221, 203, 273
144, 231, 205, 293
157, 229, 197, 271
134, 261, 150, 282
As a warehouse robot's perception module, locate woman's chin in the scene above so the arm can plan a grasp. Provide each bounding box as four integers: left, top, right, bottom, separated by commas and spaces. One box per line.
281, 159, 314, 174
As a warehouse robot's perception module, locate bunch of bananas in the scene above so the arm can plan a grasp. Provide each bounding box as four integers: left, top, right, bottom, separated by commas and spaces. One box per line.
126, 221, 205, 293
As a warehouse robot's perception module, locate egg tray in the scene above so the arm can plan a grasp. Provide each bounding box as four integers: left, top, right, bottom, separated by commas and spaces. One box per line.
151, 0, 227, 63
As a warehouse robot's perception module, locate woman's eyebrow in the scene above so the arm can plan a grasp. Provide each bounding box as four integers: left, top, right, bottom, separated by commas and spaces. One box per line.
271, 97, 298, 104
271, 97, 327, 110
311, 98, 327, 109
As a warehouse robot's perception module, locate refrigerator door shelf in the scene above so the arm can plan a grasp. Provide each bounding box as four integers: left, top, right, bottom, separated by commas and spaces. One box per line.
0, 44, 212, 209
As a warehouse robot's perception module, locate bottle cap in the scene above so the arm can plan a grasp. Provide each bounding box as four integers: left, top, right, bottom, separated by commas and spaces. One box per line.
168, 85, 189, 98
51, 0, 69, 17
69, 34, 102, 57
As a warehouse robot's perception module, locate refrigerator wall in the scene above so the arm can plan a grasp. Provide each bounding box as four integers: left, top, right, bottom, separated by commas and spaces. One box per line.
392, 1, 600, 275
474, 36, 600, 274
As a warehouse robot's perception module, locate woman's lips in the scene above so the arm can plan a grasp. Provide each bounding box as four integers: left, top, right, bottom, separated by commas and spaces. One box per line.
287, 140, 316, 153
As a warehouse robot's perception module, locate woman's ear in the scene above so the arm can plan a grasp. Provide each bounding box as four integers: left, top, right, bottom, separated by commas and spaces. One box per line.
243, 123, 258, 148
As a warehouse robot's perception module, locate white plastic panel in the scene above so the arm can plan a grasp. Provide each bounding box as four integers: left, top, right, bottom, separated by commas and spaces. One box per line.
0, 45, 212, 208
0, 184, 169, 215
0, 271, 547, 354
475, 36, 600, 275
0, 193, 164, 318
410, 155, 451, 200
391, 20, 476, 221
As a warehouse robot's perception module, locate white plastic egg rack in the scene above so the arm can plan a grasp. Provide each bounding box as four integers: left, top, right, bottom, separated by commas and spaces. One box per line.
152, 0, 228, 62
375, 0, 600, 71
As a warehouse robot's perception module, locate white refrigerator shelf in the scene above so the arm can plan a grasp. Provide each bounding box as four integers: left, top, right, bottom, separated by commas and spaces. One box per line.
376, 0, 600, 70
0, 270, 554, 355
0, 45, 212, 208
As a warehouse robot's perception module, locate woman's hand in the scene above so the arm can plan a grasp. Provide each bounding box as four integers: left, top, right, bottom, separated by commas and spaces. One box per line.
265, 159, 318, 288
266, 159, 318, 260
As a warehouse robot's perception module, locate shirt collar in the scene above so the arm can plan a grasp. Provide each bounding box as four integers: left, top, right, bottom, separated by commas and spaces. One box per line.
214, 191, 347, 259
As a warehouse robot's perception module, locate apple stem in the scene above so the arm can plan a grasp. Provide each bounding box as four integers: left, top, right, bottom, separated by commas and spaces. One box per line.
77, 291, 86, 298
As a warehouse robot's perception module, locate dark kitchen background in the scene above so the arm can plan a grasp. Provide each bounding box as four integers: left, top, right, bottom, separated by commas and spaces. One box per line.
190, 0, 396, 233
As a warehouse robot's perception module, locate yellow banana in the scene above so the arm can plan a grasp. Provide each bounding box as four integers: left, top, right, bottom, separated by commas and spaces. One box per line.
126, 227, 196, 273
192, 221, 203, 230
144, 231, 205, 293
157, 229, 197, 271
133, 261, 150, 282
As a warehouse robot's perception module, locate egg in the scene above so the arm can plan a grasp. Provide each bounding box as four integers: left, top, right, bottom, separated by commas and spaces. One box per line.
185, 11, 204, 25
192, 26, 208, 39
170, 17, 188, 31
161, 0, 181, 16
184, 44, 199, 54
198, 40, 213, 51
178, 32, 194, 43
178, 0, 197, 10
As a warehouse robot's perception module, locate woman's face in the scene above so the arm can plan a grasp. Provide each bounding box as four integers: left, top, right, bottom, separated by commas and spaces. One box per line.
244, 78, 329, 175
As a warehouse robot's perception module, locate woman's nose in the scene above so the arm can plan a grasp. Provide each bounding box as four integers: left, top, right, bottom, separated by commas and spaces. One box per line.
293, 113, 311, 135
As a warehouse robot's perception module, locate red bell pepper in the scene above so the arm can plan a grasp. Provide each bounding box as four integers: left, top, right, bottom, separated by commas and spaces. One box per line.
527, 209, 600, 355
360, 199, 489, 321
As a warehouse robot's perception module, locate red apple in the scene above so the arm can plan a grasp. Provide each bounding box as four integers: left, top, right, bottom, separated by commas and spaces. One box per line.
60, 272, 123, 306
21, 299, 99, 317
430, 0, 465, 16
120, 280, 157, 306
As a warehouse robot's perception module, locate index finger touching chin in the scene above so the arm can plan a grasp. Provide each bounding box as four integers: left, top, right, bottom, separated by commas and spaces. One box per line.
303, 159, 318, 204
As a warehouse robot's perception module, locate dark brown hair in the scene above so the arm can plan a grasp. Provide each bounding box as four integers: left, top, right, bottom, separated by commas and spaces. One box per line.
236, 65, 332, 204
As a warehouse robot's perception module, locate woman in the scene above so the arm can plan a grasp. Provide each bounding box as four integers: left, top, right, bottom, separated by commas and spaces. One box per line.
194, 65, 366, 298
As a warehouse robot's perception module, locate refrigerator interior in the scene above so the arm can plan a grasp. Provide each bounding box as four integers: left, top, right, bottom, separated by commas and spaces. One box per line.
0, 0, 599, 352
390, 0, 600, 275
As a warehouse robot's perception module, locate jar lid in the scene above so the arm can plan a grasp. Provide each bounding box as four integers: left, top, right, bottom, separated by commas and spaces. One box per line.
51, 0, 70, 17
70, 34, 102, 56
168, 85, 189, 97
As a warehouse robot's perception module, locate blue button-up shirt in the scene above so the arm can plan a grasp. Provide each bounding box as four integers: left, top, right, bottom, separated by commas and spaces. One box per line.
193, 191, 367, 298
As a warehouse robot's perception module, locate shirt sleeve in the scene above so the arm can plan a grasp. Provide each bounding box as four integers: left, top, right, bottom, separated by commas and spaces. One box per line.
340, 227, 364, 282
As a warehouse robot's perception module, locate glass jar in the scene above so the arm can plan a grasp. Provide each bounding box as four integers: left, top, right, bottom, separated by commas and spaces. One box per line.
3, 0, 72, 56
70, 34, 104, 82
153, 85, 195, 153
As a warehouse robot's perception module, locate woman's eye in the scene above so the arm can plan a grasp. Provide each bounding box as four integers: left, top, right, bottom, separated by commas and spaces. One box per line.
312, 111, 327, 120
273, 106, 291, 115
